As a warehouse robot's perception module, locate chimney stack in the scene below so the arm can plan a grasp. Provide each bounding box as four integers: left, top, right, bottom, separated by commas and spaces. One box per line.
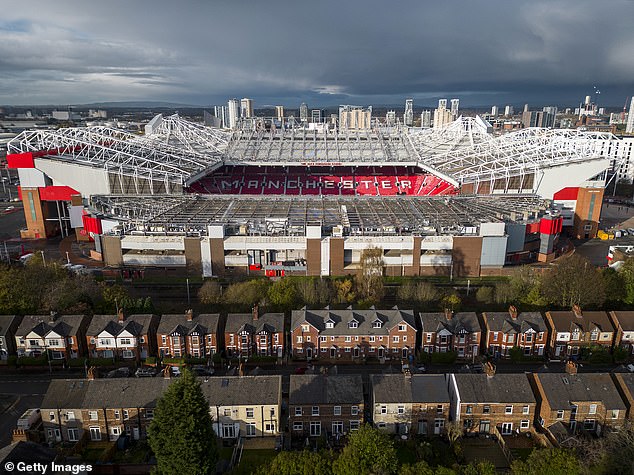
49, 311, 58, 324
565, 360, 578, 375
252, 305, 259, 321
87, 366, 96, 381
239, 362, 245, 377
117, 308, 125, 322
444, 308, 453, 321
484, 361, 496, 377
509, 305, 518, 320
185, 309, 194, 322
572, 304, 582, 318
163, 366, 171, 379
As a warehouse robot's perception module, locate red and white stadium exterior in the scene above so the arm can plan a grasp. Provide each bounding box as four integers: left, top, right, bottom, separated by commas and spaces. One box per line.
5, 114, 618, 277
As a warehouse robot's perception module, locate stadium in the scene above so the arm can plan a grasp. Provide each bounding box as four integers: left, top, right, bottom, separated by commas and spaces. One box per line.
5, 113, 614, 277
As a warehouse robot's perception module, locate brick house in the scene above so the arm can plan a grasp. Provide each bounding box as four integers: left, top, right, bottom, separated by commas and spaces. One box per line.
448, 364, 537, 435
419, 311, 482, 359
289, 374, 363, 439
545, 306, 615, 358
15, 313, 88, 360
371, 374, 450, 436
86, 310, 158, 361
41, 375, 171, 443
202, 376, 282, 439
0, 315, 23, 360
157, 310, 220, 358
532, 363, 627, 440
290, 306, 416, 361
608, 311, 634, 355
612, 373, 634, 421
482, 306, 548, 358
225, 307, 284, 357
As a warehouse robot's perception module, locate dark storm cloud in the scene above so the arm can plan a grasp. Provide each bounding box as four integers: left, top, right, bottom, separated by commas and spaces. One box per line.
0, 0, 632, 106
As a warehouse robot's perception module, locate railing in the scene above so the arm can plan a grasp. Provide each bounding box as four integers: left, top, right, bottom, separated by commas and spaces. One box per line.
491, 425, 513, 464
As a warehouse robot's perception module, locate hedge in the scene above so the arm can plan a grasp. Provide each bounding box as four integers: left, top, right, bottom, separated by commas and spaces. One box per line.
430, 351, 458, 364
17, 355, 48, 366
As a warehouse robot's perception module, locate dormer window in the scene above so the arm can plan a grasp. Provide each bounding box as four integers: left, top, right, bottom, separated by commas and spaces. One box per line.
348, 320, 358, 329
373, 320, 382, 329
590, 330, 599, 341
325, 320, 334, 329
301, 324, 310, 332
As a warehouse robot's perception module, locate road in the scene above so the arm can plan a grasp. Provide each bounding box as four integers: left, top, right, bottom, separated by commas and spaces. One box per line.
0, 374, 50, 448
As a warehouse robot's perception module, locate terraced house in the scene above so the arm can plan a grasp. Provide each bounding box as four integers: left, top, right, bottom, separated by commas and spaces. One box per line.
290, 306, 416, 361
371, 374, 450, 436
545, 306, 615, 358
157, 310, 220, 358
532, 364, 626, 441
225, 308, 284, 357
15, 313, 87, 360
448, 365, 536, 436
419, 311, 482, 359
289, 374, 363, 439
0, 315, 22, 360
482, 307, 548, 357
608, 311, 634, 355
85, 311, 158, 361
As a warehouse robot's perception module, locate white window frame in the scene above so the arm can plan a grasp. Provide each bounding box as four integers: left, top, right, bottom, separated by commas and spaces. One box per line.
505, 405, 513, 414
334, 406, 341, 416
295, 407, 302, 416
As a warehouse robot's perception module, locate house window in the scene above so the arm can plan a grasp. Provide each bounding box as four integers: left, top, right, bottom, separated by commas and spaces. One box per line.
483, 406, 490, 414
349, 321, 358, 329
398, 324, 406, 332
437, 405, 443, 414
520, 420, 530, 429
293, 422, 303, 431
589, 404, 597, 415
90, 337, 96, 344
312, 406, 319, 416
306, 336, 311, 342
246, 423, 256, 437
310, 421, 321, 436
295, 407, 302, 416
440, 335, 448, 344
246, 408, 254, 418
345, 336, 351, 343
584, 419, 596, 431
114, 410, 120, 420
522, 406, 530, 415
370, 336, 375, 342
398, 406, 405, 415
426, 333, 432, 343
466, 405, 473, 415
67, 428, 79, 442
334, 406, 341, 416
556, 410, 564, 419
120, 338, 132, 345
90, 427, 101, 441
393, 336, 399, 343
123, 410, 129, 420
146, 409, 154, 419
332, 421, 344, 434
351, 406, 359, 416
326, 322, 334, 329
373, 321, 382, 328
65, 411, 75, 421
161, 336, 166, 345
525, 333, 533, 343
505, 406, 513, 414
320, 336, 327, 342
380, 406, 387, 414
403, 336, 407, 342
377, 422, 386, 429
224, 409, 231, 417
590, 331, 599, 341
612, 410, 619, 419
350, 420, 360, 431
297, 336, 303, 343
331, 336, 335, 341
302, 325, 310, 332
140, 337, 144, 343
492, 333, 498, 341
89, 411, 98, 421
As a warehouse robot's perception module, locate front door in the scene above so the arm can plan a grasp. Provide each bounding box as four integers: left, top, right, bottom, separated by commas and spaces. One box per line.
54, 428, 62, 442
434, 419, 444, 434
418, 420, 427, 435
378, 347, 384, 358
353, 347, 360, 358
222, 424, 236, 439
330, 347, 336, 358
306, 347, 313, 359
133, 428, 140, 440
501, 422, 513, 435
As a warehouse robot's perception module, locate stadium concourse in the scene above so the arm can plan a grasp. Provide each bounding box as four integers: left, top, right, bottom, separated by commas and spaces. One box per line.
5, 114, 617, 277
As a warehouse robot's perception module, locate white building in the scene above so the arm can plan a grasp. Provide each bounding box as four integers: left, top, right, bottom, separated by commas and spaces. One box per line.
404, 99, 414, 127
227, 99, 240, 129
627, 97, 634, 134
240, 98, 254, 119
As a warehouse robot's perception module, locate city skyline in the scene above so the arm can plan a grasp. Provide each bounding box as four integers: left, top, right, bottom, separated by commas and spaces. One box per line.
0, 1, 633, 107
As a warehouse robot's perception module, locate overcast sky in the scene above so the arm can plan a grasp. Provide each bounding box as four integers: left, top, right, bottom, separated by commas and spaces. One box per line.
1, 0, 633, 108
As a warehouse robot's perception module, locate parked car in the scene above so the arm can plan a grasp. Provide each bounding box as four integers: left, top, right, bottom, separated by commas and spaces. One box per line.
470, 363, 484, 374
106, 367, 131, 378
628, 228, 634, 235
627, 363, 634, 373
191, 365, 214, 376
171, 366, 182, 377
415, 365, 427, 373
135, 367, 157, 378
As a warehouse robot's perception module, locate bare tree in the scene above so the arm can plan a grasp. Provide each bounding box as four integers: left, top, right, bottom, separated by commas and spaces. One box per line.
356, 247, 385, 302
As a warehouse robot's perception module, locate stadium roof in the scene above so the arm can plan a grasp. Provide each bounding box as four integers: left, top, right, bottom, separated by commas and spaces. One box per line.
8, 114, 614, 192
90, 194, 548, 237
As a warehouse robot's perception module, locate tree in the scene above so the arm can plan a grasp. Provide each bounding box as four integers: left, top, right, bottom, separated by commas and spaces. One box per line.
541, 255, 605, 307
148, 369, 217, 475
602, 267, 625, 304
267, 277, 298, 310
619, 257, 634, 304
494, 281, 515, 304
510, 448, 581, 475
356, 247, 385, 303
445, 421, 463, 446
399, 461, 438, 475
256, 450, 334, 475
595, 421, 634, 474
441, 293, 461, 312
332, 424, 398, 475
398, 281, 438, 304
475, 286, 494, 304
460, 461, 496, 475
333, 278, 356, 304
198, 280, 223, 305
295, 277, 332, 307
223, 279, 269, 309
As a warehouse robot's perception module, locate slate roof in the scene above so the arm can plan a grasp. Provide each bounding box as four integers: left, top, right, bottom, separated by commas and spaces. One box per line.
547, 311, 614, 334
16, 314, 86, 338
0, 315, 21, 337
536, 373, 626, 410
82, 378, 172, 408
199, 376, 281, 406
419, 312, 481, 334
615, 373, 634, 399
87, 314, 156, 337
225, 313, 284, 334
291, 307, 416, 336
610, 311, 634, 331
41, 379, 91, 409
371, 374, 449, 404
453, 373, 536, 403
157, 313, 220, 336
483, 311, 547, 334
289, 374, 363, 405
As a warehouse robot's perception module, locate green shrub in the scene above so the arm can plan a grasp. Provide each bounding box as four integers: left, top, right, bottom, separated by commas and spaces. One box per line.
17, 355, 48, 366
145, 357, 157, 365
613, 346, 629, 363
6, 355, 18, 367
68, 357, 88, 367
211, 353, 222, 364
246, 355, 277, 363
185, 357, 207, 365
162, 357, 185, 365
430, 351, 458, 364
87, 357, 116, 366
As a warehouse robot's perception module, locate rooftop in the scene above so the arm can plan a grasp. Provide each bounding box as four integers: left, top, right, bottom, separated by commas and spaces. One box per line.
536, 373, 626, 410
289, 374, 363, 405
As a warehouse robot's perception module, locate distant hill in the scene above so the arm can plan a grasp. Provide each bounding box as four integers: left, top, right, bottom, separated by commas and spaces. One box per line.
75, 101, 201, 109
